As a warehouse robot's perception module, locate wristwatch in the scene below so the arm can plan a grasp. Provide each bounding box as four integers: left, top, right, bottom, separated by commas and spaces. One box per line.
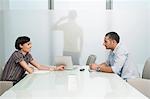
96, 66, 101, 72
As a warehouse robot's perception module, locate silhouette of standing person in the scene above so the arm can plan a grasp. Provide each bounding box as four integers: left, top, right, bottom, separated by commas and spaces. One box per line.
53, 10, 83, 65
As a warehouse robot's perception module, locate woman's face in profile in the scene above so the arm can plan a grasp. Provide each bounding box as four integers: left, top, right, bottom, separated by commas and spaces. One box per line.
20, 41, 32, 53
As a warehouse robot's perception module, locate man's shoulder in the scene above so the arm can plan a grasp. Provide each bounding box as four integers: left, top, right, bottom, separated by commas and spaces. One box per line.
116, 44, 129, 54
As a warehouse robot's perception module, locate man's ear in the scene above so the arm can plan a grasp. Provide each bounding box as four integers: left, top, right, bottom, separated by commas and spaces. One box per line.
112, 40, 117, 44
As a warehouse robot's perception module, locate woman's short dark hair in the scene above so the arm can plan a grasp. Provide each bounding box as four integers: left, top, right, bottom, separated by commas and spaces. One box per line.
15, 36, 30, 50
105, 32, 120, 43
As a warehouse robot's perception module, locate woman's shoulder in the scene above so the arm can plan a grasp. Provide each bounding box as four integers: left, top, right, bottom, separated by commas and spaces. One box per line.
13, 50, 21, 54
12, 50, 23, 57
12, 50, 32, 58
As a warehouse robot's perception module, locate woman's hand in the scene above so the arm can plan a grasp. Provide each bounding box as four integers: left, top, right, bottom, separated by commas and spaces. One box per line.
55, 65, 65, 71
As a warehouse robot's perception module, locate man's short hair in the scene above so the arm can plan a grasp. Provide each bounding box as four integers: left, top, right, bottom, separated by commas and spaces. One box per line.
105, 32, 120, 43
15, 36, 30, 50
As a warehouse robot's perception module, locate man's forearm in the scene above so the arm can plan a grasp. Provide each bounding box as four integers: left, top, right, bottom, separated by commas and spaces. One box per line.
98, 63, 113, 73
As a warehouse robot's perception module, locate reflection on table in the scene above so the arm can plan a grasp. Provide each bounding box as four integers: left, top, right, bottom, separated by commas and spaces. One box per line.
1, 66, 148, 99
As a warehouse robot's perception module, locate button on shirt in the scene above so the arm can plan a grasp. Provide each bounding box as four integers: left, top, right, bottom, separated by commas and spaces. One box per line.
106, 43, 139, 79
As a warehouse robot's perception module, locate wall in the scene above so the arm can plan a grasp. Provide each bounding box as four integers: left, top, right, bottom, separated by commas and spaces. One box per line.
53, 0, 150, 67
9, 0, 48, 10
3, 0, 53, 65
149, 2, 150, 57
4, 10, 52, 65
113, 0, 150, 74
0, 0, 5, 67
53, 0, 107, 65
2, 0, 150, 72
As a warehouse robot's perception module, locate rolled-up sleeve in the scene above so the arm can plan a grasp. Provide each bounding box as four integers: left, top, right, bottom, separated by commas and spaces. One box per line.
27, 53, 33, 62
111, 53, 128, 75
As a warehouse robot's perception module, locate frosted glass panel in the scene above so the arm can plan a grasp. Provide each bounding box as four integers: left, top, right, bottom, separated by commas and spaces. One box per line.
2, 0, 150, 74
52, 0, 107, 65
113, 0, 149, 65
9, 0, 48, 9
3, 0, 52, 65
52, 0, 150, 68
0, 9, 5, 66
113, 0, 150, 74
3, 10, 52, 65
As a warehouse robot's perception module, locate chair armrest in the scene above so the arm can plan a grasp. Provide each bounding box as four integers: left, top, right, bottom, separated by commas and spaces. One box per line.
128, 78, 150, 98
0, 81, 13, 96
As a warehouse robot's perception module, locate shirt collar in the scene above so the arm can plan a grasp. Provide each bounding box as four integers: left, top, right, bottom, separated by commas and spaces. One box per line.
17, 50, 29, 56
112, 43, 120, 54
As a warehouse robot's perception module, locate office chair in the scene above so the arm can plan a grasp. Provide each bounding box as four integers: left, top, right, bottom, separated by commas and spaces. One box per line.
0, 67, 13, 96
128, 58, 150, 98
86, 55, 96, 65
142, 58, 150, 79
0, 81, 13, 96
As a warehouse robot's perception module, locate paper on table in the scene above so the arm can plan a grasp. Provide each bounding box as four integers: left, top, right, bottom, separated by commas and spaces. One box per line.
33, 70, 49, 74
88, 69, 97, 72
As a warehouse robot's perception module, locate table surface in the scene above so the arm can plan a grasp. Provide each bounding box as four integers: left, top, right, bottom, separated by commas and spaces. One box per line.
1, 66, 148, 99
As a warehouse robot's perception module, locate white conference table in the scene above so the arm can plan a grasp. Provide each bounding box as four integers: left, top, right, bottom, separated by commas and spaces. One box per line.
1, 66, 148, 99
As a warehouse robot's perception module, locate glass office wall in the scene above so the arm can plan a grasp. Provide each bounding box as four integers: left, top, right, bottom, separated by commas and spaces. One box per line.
148, 2, 150, 76
0, 0, 5, 66
52, 0, 108, 65
3, 0, 52, 65
52, 0, 150, 69
1, 0, 150, 74
113, 0, 150, 73
9, 0, 48, 9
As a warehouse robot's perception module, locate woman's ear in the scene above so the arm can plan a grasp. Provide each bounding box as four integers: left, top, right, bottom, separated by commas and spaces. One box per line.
19, 44, 23, 49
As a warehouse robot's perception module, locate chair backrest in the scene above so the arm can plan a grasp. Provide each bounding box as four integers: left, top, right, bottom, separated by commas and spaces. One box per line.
86, 55, 96, 65
128, 78, 150, 98
0, 66, 13, 96
0, 67, 2, 80
0, 81, 13, 96
142, 58, 150, 79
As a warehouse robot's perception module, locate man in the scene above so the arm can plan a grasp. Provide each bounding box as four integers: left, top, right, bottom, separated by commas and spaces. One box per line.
90, 32, 139, 80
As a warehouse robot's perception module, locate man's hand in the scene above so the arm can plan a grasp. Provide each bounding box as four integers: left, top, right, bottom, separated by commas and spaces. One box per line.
89, 63, 98, 70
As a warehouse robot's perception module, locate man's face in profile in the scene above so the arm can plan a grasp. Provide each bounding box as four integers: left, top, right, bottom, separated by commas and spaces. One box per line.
103, 36, 113, 49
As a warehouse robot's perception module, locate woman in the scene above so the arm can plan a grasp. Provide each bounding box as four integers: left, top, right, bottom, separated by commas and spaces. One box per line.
1, 36, 64, 85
